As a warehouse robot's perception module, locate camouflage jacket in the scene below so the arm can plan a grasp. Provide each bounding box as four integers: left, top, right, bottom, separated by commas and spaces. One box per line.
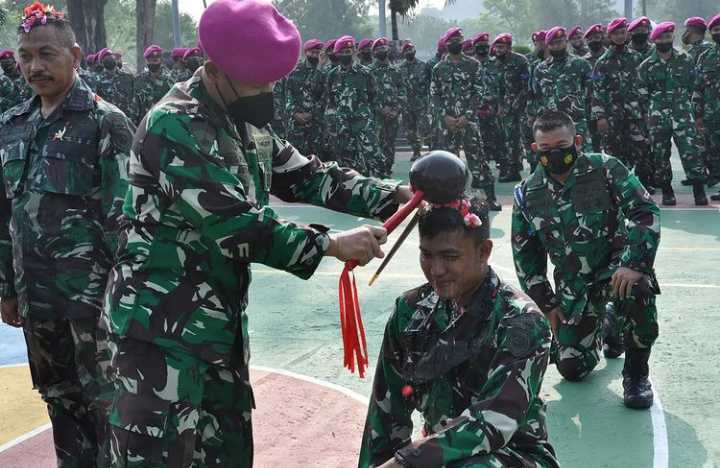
583, 48, 606, 68
477, 56, 501, 110
103, 73, 401, 368
369, 61, 407, 113
572, 44, 590, 58
170, 67, 192, 83
629, 42, 655, 61
495, 52, 530, 115
359, 268, 557, 468
426, 54, 443, 72
79, 68, 100, 92
398, 58, 431, 111
323, 63, 377, 131
591, 46, 646, 120
0, 74, 18, 113
272, 76, 287, 136
693, 44, 720, 123
532, 53, 592, 122
430, 55, 486, 120
638, 48, 697, 118
96, 68, 136, 122
686, 40, 713, 65
0, 77, 133, 319
285, 60, 325, 120
525, 53, 547, 118
511, 153, 660, 320
133, 68, 174, 124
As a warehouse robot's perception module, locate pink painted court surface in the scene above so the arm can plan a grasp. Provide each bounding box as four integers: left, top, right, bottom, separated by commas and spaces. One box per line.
1, 151, 719, 467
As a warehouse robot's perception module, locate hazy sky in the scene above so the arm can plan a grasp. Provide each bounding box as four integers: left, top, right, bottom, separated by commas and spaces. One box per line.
180, 0, 447, 21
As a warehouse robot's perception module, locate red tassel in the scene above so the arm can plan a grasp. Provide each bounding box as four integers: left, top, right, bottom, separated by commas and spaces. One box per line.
339, 264, 368, 377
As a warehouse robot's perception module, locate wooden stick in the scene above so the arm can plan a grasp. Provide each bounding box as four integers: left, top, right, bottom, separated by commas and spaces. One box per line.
368, 211, 420, 287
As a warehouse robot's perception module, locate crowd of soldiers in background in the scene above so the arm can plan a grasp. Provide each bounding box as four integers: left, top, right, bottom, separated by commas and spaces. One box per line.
1, 12, 719, 207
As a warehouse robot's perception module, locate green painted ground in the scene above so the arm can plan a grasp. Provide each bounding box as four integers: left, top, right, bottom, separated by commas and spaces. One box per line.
244, 153, 720, 468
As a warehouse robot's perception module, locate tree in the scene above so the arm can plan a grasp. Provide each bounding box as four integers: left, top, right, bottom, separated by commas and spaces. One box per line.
273, 0, 373, 41
66, 0, 108, 52
388, 0, 420, 40
136, 0, 156, 71
153, 1, 198, 50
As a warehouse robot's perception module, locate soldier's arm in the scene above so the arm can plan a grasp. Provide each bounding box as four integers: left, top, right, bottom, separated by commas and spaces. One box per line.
358, 300, 414, 468
511, 195, 559, 313
430, 66, 443, 116
530, 66, 544, 117
394, 308, 552, 465
396, 69, 408, 110
692, 55, 706, 118
512, 57, 530, 113
606, 157, 660, 273
591, 59, 608, 120
136, 112, 332, 279
0, 164, 15, 298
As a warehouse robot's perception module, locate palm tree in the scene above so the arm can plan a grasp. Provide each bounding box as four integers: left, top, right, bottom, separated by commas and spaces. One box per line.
388, 0, 455, 40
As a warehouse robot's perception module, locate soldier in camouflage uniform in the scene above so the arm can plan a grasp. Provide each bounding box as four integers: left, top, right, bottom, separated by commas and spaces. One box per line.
532, 27, 593, 151
592, 18, 653, 190
182, 47, 204, 76
583, 24, 607, 153
628, 16, 655, 60
0, 5, 134, 466
80, 53, 100, 92
358, 39, 374, 67
682, 17, 713, 64
432, 28, 501, 211
398, 41, 430, 161
473, 33, 506, 177
169, 47, 188, 82
512, 111, 660, 409
324, 36, 384, 175
638, 22, 708, 206
694, 14, 720, 201
101, 2, 412, 465
569, 25, 589, 57
95, 47, 136, 122
525, 31, 547, 170
493, 33, 529, 182
134, 45, 174, 125
0, 49, 32, 112
285, 38, 325, 156
426, 37, 446, 152
322, 38, 339, 72
360, 199, 559, 468
369, 37, 406, 178
272, 76, 287, 138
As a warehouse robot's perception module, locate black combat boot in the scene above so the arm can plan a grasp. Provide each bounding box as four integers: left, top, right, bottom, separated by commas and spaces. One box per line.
603, 303, 625, 359
693, 182, 708, 206
661, 185, 676, 206
622, 349, 654, 409
484, 184, 502, 211
711, 191, 720, 201
681, 178, 692, 186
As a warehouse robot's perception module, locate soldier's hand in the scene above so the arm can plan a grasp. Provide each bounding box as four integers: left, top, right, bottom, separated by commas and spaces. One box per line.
444, 115, 457, 130
696, 118, 704, 134
545, 306, 565, 335
326, 225, 388, 266
597, 118, 609, 134
611, 267, 645, 299
456, 116, 468, 128
1, 297, 22, 328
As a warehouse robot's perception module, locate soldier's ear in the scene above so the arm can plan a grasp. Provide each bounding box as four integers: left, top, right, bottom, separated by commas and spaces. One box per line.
575, 134, 583, 150
531, 142, 538, 153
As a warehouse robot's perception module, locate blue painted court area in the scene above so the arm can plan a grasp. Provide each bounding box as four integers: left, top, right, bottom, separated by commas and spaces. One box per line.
1, 152, 718, 467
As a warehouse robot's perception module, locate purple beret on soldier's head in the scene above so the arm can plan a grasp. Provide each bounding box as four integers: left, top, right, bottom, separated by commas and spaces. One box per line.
628, 16, 651, 32
358, 38, 373, 51
372, 37, 389, 50
324, 38, 337, 51
402, 41, 415, 52
684, 16, 707, 31
545, 26, 566, 45
183, 47, 202, 60
443, 27, 463, 45
607, 17, 628, 34
492, 33, 512, 46
143, 45, 163, 59
569, 26, 583, 38
199, 0, 301, 85
461, 39, 473, 50
584, 24, 604, 39
97, 47, 113, 62
650, 21, 675, 42
303, 38, 324, 52
709, 14, 720, 31
333, 35, 355, 54
472, 32, 490, 45
532, 30, 547, 43
171, 48, 187, 60
0, 49, 15, 60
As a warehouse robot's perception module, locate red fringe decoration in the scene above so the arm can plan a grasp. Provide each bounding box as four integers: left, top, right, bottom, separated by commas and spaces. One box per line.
339, 264, 369, 377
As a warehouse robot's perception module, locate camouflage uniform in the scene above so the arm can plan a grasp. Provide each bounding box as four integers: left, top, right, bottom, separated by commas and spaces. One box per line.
0, 74, 18, 113
323, 62, 383, 175
584, 48, 605, 152
525, 53, 546, 166
79, 68, 100, 93
426, 54, 444, 150
96, 68, 137, 123
359, 268, 559, 468
285, 59, 325, 156
272, 76, 287, 138
629, 42, 655, 61
0, 76, 133, 467
512, 153, 660, 380
169, 66, 190, 83
476, 55, 506, 171
495, 52, 530, 176
694, 44, 720, 186
572, 43, 590, 57
370, 61, 407, 177
532, 53, 593, 150
134, 68, 174, 125
686, 40, 713, 65
591, 46, 653, 184
430, 56, 492, 190
102, 73, 401, 467
398, 57, 431, 156
638, 48, 707, 186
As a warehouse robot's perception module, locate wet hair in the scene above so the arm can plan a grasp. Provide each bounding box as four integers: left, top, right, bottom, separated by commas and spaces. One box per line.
18, 17, 76, 50
533, 110, 576, 136
418, 198, 490, 245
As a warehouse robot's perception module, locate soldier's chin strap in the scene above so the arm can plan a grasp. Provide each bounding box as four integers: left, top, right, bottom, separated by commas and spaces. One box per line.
339, 190, 425, 378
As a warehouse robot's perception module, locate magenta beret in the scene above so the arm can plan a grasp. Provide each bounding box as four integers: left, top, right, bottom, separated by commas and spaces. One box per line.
461, 39, 473, 50
87, 53, 97, 64
650, 21, 675, 42
492, 33, 512, 46
97, 47, 112, 62
303, 38, 324, 52
324, 38, 337, 51
171, 48, 187, 60
333, 35, 355, 54
607, 17, 628, 34
183, 47, 202, 60
443, 27, 463, 45
0, 49, 15, 60
628, 16, 651, 32
532, 30, 547, 43
569, 26, 583, 38
199, 0, 301, 84
372, 37, 389, 50
402, 41, 415, 52
709, 14, 720, 30
584, 24, 604, 39
472, 33, 490, 45
545, 26, 566, 45
358, 38, 373, 51
684, 17, 707, 30
143, 45, 163, 59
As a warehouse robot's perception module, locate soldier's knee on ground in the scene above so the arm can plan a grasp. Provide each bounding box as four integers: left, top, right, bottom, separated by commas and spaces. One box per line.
556, 355, 596, 382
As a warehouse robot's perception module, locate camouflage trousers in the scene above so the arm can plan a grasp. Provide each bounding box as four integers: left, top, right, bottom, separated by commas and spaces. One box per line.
438, 124, 493, 189
108, 338, 254, 468
553, 281, 659, 382
601, 118, 653, 185
376, 114, 400, 178
498, 113, 525, 175
574, 118, 593, 153
702, 121, 720, 183
320, 110, 339, 162
523, 115, 538, 172
403, 106, 428, 154
285, 120, 322, 158
477, 113, 504, 164
448, 444, 559, 467
648, 111, 707, 186
23, 316, 112, 468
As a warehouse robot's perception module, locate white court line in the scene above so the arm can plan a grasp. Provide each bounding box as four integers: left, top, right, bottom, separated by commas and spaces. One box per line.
0, 423, 51, 454
650, 378, 669, 468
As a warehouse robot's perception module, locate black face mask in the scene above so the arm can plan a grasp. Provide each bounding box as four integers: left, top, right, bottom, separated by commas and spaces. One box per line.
375, 51, 388, 61
536, 49, 545, 59
613, 42, 626, 52
186, 57, 203, 72
404, 52, 415, 61
329, 55, 339, 65
338, 55, 352, 66
475, 45, 489, 56
103, 59, 117, 71
148, 63, 161, 73
713, 33, 720, 44
227, 92, 274, 128
588, 41, 603, 53
447, 42, 463, 55
550, 48, 567, 59
538, 145, 578, 175
307, 56, 319, 66
359, 51, 372, 61
655, 42, 673, 53
632, 33, 649, 45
